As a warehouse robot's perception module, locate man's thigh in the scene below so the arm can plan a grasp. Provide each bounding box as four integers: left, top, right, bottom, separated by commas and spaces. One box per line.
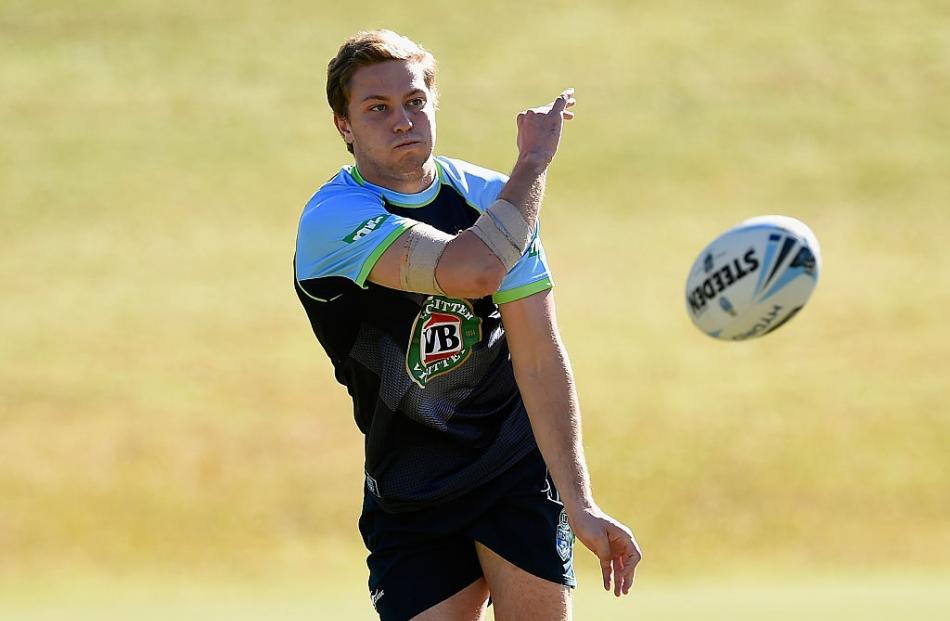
466, 449, 577, 592
475, 543, 571, 621
466, 449, 575, 619
411, 577, 490, 621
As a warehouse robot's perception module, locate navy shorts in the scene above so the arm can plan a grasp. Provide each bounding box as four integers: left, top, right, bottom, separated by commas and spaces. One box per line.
358, 448, 576, 621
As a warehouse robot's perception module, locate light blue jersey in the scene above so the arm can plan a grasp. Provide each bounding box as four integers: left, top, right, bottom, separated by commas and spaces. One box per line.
294, 156, 553, 511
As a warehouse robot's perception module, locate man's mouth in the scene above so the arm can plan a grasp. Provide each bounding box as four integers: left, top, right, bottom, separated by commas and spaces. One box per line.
394, 139, 420, 149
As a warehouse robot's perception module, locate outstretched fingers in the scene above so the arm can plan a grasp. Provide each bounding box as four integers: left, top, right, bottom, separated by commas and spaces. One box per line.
619, 538, 642, 595
552, 88, 574, 109
552, 88, 576, 119
601, 552, 631, 596
620, 550, 638, 594
575, 510, 641, 598
613, 555, 625, 597
600, 555, 612, 592
602, 552, 638, 596
606, 526, 642, 596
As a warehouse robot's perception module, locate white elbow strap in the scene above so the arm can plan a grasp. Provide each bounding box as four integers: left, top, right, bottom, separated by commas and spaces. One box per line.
400, 225, 448, 295
469, 199, 532, 271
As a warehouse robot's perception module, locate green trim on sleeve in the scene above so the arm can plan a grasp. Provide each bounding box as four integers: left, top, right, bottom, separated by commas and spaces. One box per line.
492, 277, 554, 305
355, 221, 416, 288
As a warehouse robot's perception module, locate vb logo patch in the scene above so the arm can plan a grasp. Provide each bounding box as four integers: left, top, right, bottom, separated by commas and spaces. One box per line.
556, 509, 574, 562
406, 296, 482, 388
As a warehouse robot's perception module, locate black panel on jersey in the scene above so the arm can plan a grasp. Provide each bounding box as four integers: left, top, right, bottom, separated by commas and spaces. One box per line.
385, 183, 481, 235
294, 184, 536, 513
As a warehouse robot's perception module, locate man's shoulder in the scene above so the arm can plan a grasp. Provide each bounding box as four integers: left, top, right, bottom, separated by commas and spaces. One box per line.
297, 167, 386, 235
436, 156, 508, 211
437, 156, 509, 185
305, 166, 382, 213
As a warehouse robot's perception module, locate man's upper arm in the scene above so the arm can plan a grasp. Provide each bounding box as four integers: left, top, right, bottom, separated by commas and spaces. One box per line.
499, 287, 560, 374
295, 188, 417, 290
496, 229, 558, 371
368, 219, 552, 300
367, 227, 506, 297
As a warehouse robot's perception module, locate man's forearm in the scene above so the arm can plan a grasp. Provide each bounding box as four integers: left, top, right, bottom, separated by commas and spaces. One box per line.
497, 157, 547, 232
512, 336, 595, 514
460, 87, 571, 281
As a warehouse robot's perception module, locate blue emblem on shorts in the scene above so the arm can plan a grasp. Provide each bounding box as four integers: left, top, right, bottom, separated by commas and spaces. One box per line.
555, 509, 573, 562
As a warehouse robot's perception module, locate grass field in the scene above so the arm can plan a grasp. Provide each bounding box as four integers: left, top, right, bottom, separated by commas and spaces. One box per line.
3, 569, 949, 620
2, 0, 949, 618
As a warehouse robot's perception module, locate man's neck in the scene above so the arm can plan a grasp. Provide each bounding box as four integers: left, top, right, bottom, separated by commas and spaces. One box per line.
355, 157, 437, 195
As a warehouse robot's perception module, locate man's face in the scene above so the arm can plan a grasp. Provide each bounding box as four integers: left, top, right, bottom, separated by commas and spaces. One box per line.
335, 60, 437, 190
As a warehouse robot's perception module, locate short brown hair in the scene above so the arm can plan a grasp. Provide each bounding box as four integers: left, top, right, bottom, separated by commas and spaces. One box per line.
327, 30, 438, 153
327, 30, 438, 120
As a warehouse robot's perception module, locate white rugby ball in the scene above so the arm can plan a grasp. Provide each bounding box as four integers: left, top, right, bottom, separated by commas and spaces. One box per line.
685, 215, 821, 341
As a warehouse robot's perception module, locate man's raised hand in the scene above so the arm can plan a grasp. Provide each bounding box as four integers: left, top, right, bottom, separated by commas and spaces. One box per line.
515, 88, 576, 169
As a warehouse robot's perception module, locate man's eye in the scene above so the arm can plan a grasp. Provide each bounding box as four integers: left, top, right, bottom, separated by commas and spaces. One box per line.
370, 104, 387, 112
408, 98, 425, 108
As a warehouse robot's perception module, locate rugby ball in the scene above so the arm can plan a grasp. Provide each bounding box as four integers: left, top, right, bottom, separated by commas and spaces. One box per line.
685, 215, 821, 340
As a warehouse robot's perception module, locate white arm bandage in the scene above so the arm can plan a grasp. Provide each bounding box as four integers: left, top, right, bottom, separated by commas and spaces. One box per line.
398, 199, 531, 295
400, 225, 451, 295
469, 198, 533, 271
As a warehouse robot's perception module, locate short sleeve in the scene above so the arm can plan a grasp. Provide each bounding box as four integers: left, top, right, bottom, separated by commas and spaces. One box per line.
295, 187, 417, 288
492, 230, 554, 305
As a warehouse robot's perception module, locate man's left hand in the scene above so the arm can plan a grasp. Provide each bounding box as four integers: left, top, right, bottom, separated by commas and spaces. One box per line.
569, 506, 642, 596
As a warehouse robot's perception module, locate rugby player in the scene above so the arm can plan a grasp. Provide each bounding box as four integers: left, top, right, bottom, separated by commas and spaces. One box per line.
294, 29, 641, 621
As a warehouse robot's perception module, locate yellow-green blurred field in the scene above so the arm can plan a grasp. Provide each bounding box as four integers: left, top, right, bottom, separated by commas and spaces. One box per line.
2, 0, 949, 618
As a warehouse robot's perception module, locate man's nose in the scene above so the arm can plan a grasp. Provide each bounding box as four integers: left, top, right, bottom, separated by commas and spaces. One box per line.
393, 106, 413, 132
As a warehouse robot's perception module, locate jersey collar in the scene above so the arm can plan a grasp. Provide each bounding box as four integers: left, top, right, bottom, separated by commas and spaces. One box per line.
349, 160, 444, 208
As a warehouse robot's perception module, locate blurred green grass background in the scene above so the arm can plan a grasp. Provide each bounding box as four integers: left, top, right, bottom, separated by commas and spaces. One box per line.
2, 0, 949, 618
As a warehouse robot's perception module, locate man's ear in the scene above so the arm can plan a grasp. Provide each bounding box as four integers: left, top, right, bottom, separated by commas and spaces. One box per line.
333, 114, 354, 147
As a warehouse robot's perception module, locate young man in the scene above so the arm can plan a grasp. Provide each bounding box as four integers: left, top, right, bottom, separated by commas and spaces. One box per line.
295, 30, 641, 621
